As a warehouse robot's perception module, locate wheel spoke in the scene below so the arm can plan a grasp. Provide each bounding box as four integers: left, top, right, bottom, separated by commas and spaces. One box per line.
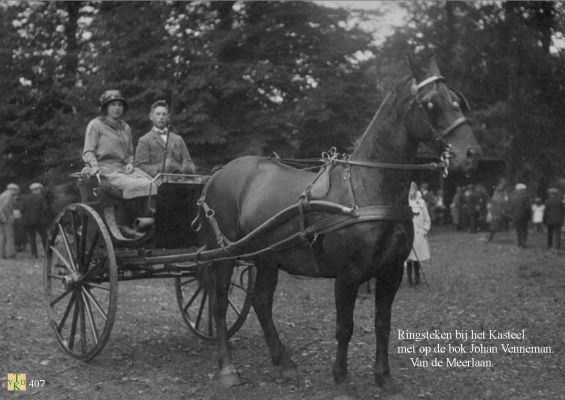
83, 231, 100, 271
183, 285, 202, 312
57, 292, 76, 333
227, 297, 241, 317
49, 288, 73, 307
70, 210, 80, 268
180, 277, 198, 287
85, 282, 110, 291
82, 260, 108, 281
79, 213, 88, 269
78, 292, 87, 353
68, 298, 80, 350
82, 286, 108, 321
58, 223, 77, 272
194, 290, 208, 332
81, 290, 99, 344
47, 273, 66, 280
229, 281, 251, 293
50, 245, 74, 275
207, 290, 214, 336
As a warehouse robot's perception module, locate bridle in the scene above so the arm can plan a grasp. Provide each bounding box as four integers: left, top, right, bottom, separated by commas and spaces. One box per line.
269, 74, 472, 182
410, 75, 471, 166
311, 75, 468, 179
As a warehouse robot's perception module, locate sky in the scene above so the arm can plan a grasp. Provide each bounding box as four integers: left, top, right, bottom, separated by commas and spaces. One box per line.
315, 1, 407, 44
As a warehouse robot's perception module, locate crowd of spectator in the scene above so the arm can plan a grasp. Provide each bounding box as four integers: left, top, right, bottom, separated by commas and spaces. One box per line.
0, 182, 52, 259
420, 179, 565, 250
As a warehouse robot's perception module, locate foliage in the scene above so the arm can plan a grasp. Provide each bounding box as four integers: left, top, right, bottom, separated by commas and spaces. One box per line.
381, 1, 565, 192
0, 1, 379, 182
2, 1, 565, 191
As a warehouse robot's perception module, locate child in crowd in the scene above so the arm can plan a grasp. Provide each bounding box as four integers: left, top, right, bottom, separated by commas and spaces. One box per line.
531, 197, 545, 233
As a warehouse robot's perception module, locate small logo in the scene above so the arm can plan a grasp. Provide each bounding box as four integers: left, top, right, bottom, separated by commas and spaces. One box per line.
7, 373, 27, 392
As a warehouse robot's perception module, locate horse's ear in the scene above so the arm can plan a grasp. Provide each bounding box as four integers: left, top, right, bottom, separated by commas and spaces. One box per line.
407, 54, 423, 80
408, 53, 441, 81
426, 57, 441, 76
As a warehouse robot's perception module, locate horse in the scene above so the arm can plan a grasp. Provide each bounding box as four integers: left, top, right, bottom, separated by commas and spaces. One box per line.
199, 56, 481, 399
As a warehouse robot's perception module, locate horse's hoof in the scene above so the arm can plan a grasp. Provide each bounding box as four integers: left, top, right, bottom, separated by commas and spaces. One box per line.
219, 366, 242, 387
334, 383, 357, 400
376, 376, 400, 395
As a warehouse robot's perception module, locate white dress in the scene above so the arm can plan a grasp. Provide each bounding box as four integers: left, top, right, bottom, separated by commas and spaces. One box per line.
531, 204, 545, 224
407, 195, 431, 261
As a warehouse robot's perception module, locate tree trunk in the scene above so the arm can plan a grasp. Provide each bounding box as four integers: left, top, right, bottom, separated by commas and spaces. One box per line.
62, 1, 80, 85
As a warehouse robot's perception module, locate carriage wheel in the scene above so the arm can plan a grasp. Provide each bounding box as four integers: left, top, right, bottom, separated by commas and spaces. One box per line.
175, 260, 256, 341
43, 203, 118, 361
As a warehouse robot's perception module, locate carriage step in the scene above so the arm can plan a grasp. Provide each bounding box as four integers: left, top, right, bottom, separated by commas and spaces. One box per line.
134, 217, 154, 230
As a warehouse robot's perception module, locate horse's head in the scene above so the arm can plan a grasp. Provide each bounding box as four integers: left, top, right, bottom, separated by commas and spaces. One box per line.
403, 56, 481, 174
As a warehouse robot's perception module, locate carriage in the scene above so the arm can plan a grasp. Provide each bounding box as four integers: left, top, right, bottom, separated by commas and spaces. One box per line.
43, 57, 481, 399
43, 172, 256, 361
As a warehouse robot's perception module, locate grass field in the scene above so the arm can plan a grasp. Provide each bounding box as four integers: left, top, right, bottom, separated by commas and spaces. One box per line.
1, 226, 564, 399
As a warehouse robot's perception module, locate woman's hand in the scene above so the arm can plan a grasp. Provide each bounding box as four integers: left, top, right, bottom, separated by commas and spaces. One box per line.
88, 165, 100, 175
125, 163, 134, 174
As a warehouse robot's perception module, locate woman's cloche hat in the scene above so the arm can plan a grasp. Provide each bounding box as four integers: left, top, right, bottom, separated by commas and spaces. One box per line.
99, 89, 128, 112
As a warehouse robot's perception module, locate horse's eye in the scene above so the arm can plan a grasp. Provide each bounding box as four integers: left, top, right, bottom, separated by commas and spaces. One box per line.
453, 101, 460, 110
427, 102, 434, 110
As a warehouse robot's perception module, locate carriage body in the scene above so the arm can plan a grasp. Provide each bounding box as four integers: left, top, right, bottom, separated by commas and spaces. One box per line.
43, 172, 255, 361
75, 172, 207, 248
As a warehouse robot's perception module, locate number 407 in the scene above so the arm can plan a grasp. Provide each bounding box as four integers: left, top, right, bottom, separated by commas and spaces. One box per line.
29, 379, 45, 388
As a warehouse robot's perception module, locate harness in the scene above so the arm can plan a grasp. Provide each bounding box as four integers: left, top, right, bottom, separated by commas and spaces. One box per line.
194, 74, 470, 260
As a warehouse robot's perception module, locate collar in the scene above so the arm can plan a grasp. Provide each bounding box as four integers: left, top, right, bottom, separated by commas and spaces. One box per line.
98, 116, 126, 131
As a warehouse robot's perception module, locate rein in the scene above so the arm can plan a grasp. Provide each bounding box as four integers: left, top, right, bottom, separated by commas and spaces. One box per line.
270, 153, 448, 172
195, 73, 469, 260
270, 73, 469, 177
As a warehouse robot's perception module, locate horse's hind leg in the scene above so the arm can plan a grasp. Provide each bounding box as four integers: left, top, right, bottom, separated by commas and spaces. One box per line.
251, 261, 298, 381
332, 278, 359, 400
212, 261, 241, 386
374, 264, 403, 394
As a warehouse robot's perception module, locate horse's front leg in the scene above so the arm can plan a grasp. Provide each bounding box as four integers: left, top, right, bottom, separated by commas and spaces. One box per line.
251, 261, 298, 381
374, 263, 403, 394
332, 278, 360, 400
212, 261, 241, 386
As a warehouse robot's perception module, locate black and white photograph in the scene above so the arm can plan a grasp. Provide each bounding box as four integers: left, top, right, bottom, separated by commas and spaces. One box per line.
1, 1, 564, 399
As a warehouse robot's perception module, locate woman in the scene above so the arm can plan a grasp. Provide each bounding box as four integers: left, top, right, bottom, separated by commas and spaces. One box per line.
82, 90, 156, 233
406, 182, 431, 287
487, 179, 510, 242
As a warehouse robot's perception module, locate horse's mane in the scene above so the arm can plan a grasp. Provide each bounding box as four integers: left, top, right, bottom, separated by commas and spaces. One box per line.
352, 75, 413, 154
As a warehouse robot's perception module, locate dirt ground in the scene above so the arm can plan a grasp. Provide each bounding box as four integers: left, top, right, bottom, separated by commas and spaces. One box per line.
1, 227, 564, 400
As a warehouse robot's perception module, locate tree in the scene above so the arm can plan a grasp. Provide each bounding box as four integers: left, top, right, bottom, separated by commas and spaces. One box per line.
1, 1, 383, 182
0, 1, 97, 185
381, 1, 565, 191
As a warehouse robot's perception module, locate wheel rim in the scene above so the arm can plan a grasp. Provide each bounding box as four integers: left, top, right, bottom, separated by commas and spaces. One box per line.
43, 203, 117, 361
175, 260, 255, 341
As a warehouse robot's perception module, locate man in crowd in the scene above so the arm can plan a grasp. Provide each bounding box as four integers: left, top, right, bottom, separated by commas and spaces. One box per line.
21, 182, 51, 258
135, 100, 195, 177
509, 183, 531, 248
543, 188, 564, 250
0, 183, 20, 259
420, 183, 436, 222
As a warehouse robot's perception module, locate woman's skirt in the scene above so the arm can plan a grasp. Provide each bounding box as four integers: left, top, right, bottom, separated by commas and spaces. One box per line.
100, 164, 157, 199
